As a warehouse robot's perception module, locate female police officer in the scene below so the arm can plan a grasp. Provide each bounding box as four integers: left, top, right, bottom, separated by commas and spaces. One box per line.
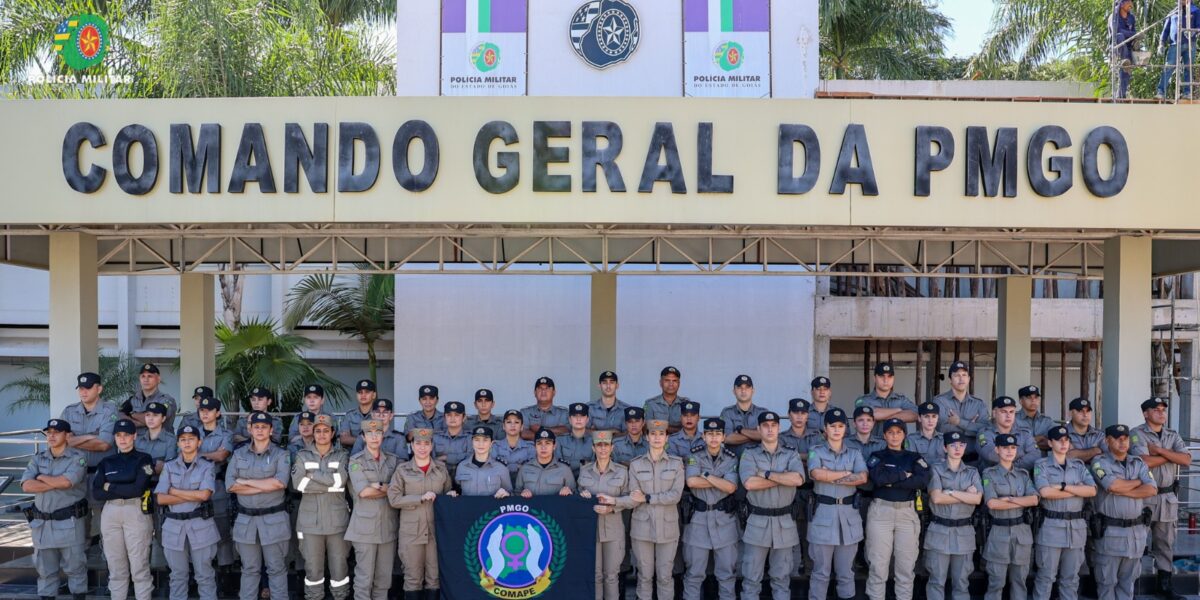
93, 418, 155, 600
388, 428, 454, 600
346, 419, 400, 600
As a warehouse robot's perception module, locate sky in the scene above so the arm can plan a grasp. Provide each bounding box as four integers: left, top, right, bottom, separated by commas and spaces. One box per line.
940, 0, 996, 58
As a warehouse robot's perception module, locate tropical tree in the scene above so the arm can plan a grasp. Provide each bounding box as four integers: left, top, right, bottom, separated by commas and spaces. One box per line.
283, 273, 394, 382
215, 318, 349, 413
1, 352, 145, 414
820, 0, 952, 79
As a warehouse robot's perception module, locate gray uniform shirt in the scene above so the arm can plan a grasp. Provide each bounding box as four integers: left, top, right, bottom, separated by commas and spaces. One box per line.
235, 414, 284, 445
588, 398, 630, 433
288, 407, 335, 441
226, 443, 291, 545
644, 394, 690, 428
137, 429, 179, 472
491, 439, 535, 476
1091, 453, 1155, 558
60, 401, 119, 468
740, 444, 806, 548
155, 456, 220, 551
555, 433, 595, 474
845, 434, 886, 463
345, 450, 399, 544
1068, 425, 1108, 459
432, 430, 472, 467
612, 434, 649, 465
21, 447, 88, 549
455, 457, 513, 496
807, 444, 866, 546
291, 445, 350, 535
352, 429, 411, 461
931, 391, 989, 443
516, 459, 577, 495
520, 404, 569, 432
1015, 411, 1057, 438
720, 403, 768, 453
779, 426, 822, 456
976, 425, 1040, 471
667, 430, 704, 458
404, 410, 446, 435
339, 408, 374, 441
1130, 423, 1189, 521
198, 424, 234, 500
856, 392, 918, 436
925, 461, 982, 555
684, 448, 740, 550
1033, 456, 1095, 549
464, 415, 505, 441
127, 389, 179, 433
905, 432, 947, 465
981, 464, 1036, 562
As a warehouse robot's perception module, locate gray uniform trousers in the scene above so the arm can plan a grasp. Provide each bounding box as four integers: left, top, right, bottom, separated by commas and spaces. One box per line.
35, 544, 87, 597
925, 551, 973, 600
1151, 519, 1177, 572
101, 498, 155, 600
1031, 546, 1085, 600
1094, 553, 1140, 600
683, 543, 736, 599
984, 531, 1032, 600
741, 543, 793, 600
165, 541, 218, 600
808, 544, 856, 600
237, 540, 290, 600
301, 534, 351, 600
352, 541, 396, 600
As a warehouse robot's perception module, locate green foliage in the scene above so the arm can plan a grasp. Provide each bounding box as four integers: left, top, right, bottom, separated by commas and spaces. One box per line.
1, 352, 145, 414
821, 0, 952, 79
283, 271, 394, 382
215, 318, 349, 413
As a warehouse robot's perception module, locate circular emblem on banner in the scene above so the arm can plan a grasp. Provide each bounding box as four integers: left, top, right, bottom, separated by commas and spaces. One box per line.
55, 14, 109, 71
465, 508, 567, 597
569, 0, 641, 70
713, 41, 744, 72
471, 42, 501, 72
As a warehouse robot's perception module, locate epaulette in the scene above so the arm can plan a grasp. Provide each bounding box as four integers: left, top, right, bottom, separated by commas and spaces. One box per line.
494, 456, 507, 465
558, 458, 570, 466
721, 447, 736, 459
781, 443, 797, 452
689, 441, 706, 454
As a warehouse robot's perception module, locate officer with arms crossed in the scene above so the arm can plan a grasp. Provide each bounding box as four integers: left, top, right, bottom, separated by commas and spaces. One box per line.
865, 418, 930, 600
806, 408, 867, 600
925, 431, 982, 600
1031, 425, 1097, 600
905, 402, 947, 465
589, 371, 630, 434
156, 425, 221, 600
1015, 385, 1055, 448
456, 424, 512, 498
628, 420, 686, 600
680, 418, 739, 600
226, 411, 291, 600
1066, 397, 1108, 462
1092, 424, 1158, 600
137, 401, 177, 569
644, 366, 688, 432
1131, 397, 1192, 599
346, 420, 400, 600
61, 371, 117, 546
518, 429, 577, 497
92, 418, 156, 600
740, 411, 806, 600
931, 361, 988, 459
122, 363, 178, 433
521, 377, 569, 440
404, 386, 445, 439
22, 419, 88, 600
339, 379, 378, 448
578, 430, 636, 600
856, 362, 918, 436
491, 409, 534, 477
720, 374, 766, 454
980, 433, 1039, 600
194, 395, 237, 569
388, 428, 454, 600
976, 396, 1039, 471
292, 414, 351, 600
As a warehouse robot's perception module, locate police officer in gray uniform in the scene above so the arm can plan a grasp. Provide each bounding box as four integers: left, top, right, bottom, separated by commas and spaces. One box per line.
518, 429, 577, 496
668, 401, 704, 458
1130, 397, 1191, 598
521, 376, 570, 439
434, 401, 471, 474
465, 388, 505, 441
1092, 424, 1158, 600
22, 419, 89, 600
404, 385, 446, 438
289, 384, 336, 441
980, 433, 1038, 600
292, 414, 351, 600
720, 374, 767, 455
810, 377, 833, 432
740, 411, 806, 600
226, 411, 291, 600
1015, 385, 1056, 446
931, 361, 989, 458
807, 408, 868, 600
233, 388, 284, 446
1031, 425, 1097, 600
644, 366, 689, 431
590, 371, 630, 434
351, 399, 410, 460
492, 409, 535, 476
156, 425, 221, 600
846, 405, 886, 461
557, 403, 595, 476
61, 371, 117, 543
976, 396, 1039, 471
1066, 397, 1108, 462
780, 398, 821, 577
122, 363, 179, 433
681, 418, 739, 600
856, 362, 918, 436
613, 407, 650, 465
137, 401, 177, 569
925, 431, 983, 600
905, 401, 947, 465
339, 379, 378, 448
456, 425, 513, 498
194, 396, 237, 568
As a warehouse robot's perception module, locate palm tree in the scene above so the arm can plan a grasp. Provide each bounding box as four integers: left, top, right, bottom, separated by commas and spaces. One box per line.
1, 352, 145, 414
821, 0, 952, 79
215, 318, 349, 413
283, 273, 394, 382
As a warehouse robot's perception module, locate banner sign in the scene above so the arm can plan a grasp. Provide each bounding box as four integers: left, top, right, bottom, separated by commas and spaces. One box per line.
435, 496, 597, 599
441, 0, 527, 96
683, 0, 771, 98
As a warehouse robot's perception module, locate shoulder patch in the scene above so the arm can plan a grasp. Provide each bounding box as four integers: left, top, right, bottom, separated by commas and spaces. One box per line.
351, 463, 361, 471
982, 478, 990, 487
687, 457, 696, 465
1033, 467, 1040, 476
855, 398, 864, 406
917, 458, 929, 469
808, 450, 816, 460
1131, 434, 1139, 444
142, 464, 154, 475
79, 457, 86, 466
977, 432, 987, 445
866, 456, 879, 466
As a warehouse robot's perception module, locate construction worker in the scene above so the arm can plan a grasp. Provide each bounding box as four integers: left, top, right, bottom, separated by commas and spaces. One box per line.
1131, 397, 1191, 598
92, 418, 155, 600
465, 388, 504, 441
520, 376, 570, 440
21, 418, 88, 600
740, 411, 805, 600
491, 409, 534, 477
931, 361, 988, 459
122, 363, 178, 433
806, 408, 867, 600
346, 419, 401, 600
404, 385, 445, 439
292, 414, 351, 600
194, 395, 237, 568
455, 424, 512, 497
680, 418, 739, 600
61, 371, 117, 545
1093, 424, 1158, 600
628, 420, 686, 600
924, 431, 983, 600
233, 388, 283, 446
612, 407, 649, 465
1031, 425, 1097, 600
720, 374, 767, 454
644, 366, 688, 432
976, 396, 1039, 471
388, 428, 454, 600
865, 418, 930, 600
906, 401, 947, 465
137, 401, 177, 569
226, 411, 291, 600
557, 403, 595, 475
667, 401, 703, 458
578, 430, 635, 600
339, 379, 378, 448
156, 425, 221, 600
980, 433, 1038, 600
517, 429, 577, 497
855, 362, 918, 436
589, 371, 630, 433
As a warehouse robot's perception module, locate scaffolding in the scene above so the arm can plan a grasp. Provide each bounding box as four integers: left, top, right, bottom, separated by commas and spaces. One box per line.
1111, 0, 1199, 102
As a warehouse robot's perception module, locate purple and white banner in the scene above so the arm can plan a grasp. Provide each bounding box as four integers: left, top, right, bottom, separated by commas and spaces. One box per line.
683, 0, 771, 98
441, 0, 527, 96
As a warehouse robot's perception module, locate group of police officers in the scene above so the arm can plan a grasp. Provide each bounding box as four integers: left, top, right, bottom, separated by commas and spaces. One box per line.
19, 361, 1193, 600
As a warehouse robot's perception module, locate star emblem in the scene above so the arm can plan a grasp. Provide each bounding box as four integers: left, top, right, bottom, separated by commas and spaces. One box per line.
601, 17, 624, 47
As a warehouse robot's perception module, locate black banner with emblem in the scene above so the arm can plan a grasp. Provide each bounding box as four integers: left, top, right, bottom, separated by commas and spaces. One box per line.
434, 495, 597, 599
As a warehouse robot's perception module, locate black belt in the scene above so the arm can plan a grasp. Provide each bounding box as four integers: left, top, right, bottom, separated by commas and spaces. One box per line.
164, 501, 214, 521
748, 504, 792, 517
237, 502, 287, 517
692, 496, 736, 513
931, 515, 973, 528
815, 493, 857, 506
25, 499, 88, 522
1042, 510, 1085, 521
86, 466, 98, 474
1099, 514, 1143, 528
1157, 481, 1179, 495
990, 516, 1024, 527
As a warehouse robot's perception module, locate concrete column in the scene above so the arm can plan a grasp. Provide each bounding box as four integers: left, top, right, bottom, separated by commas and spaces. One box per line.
115, 276, 140, 355
1101, 236, 1153, 428
996, 276, 1032, 399
179, 273, 216, 411
49, 232, 98, 418
590, 274, 618, 379
813, 336, 831, 379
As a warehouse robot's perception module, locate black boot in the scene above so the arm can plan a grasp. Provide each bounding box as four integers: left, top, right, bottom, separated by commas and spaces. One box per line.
73, 594, 86, 600
404, 591, 421, 600
425, 589, 440, 600
1158, 569, 1184, 600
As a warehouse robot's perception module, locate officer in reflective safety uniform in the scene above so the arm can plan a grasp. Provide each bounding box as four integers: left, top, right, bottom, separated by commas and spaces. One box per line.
1131, 397, 1191, 598
227, 411, 291, 600
924, 431, 982, 600
740, 411, 805, 600
156, 425, 221, 600
388, 428, 454, 600
806, 408, 867, 600
456, 425, 512, 498
578, 430, 636, 600
1092, 424, 1158, 600
518, 429, 577, 496
681, 418, 739, 600
557, 403, 595, 476
1031, 425, 1096, 600
491, 409, 534, 477
980, 433, 1038, 600
865, 418, 930, 600
93, 418, 156, 600
346, 419, 401, 600
21, 419, 88, 600
628, 420, 686, 600
292, 414, 351, 600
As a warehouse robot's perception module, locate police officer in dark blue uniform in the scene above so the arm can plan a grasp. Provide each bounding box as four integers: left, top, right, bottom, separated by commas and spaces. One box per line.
865, 418, 931, 600
93, 419, 156, 600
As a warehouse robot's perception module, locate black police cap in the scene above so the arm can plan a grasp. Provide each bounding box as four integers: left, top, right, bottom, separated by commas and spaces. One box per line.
811, 376, 831, 389
992, 396, 1016, 409
788, 398, 810, 413
444, 401, 465, 414
704, 418, 725, 431
1068, 397, 1092, 411
249, 411, 273, 426
374, 398, 394, 412
471, 426, 494, 439
503, 409, 523, 421
661, 366, 681, 378
177, 425, 201, 439
874, 362, 894, 376
882, 418, 906, 433
535, 429, 556, 442
248, 387, 273, 400
994, 433, 1018, 447
948, 361, 969, 374
419, 385, 439, 398
1046, 426, 1070, 441
197, 397, 221, 411
139, 363, 160, 375
304, 384, 324, 398
918, 402, 939, 416
356, 379, 376, 392
44, 419, 71, 433
943, 431, 966, 445
535, 376, 555, 389
757, 411, 780, 425
598, 371, 618, 382
475, 389, 494, 402
75, 372, 101, 389
733, 374, 753, 387
824, 408, 848, 426
194, 385, 215, 399
624, 407, 645, 421
297, 411, 316, 423
1018, 385, 1040, 397
113, 419, 137, 435
1141, 397, 1168, 411
1105, 424, 1130, 438
569, 403, 589, 416
145, 402, 168, 416
681, 401, 700, 415
853, 405, 874, 419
